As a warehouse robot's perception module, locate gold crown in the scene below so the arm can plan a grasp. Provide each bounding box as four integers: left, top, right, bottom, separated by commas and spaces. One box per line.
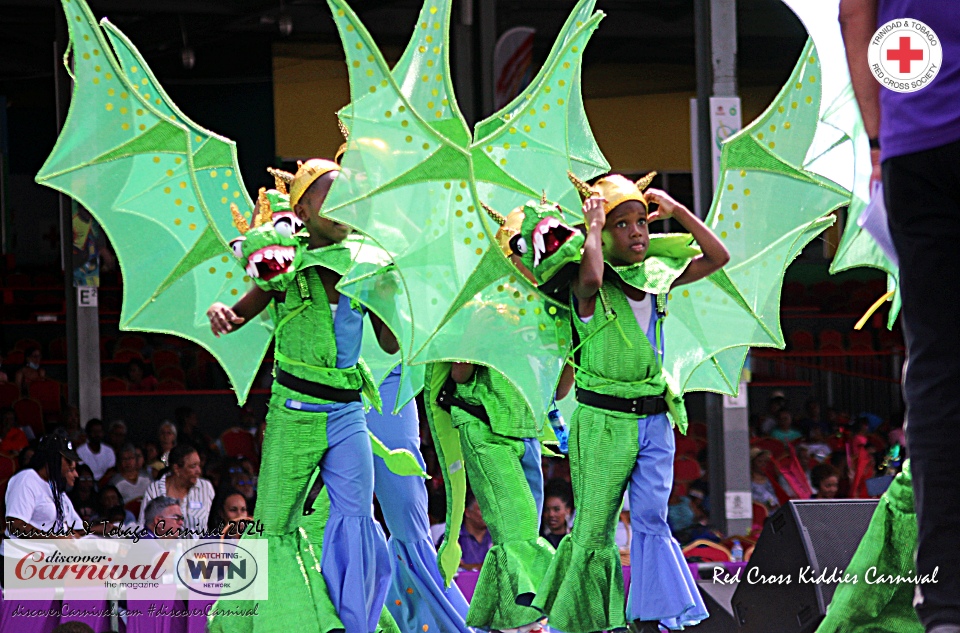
289, 158, 341, 207
568, 171, 657, 214
335, 119, 349, 165
481, 202, 523, 257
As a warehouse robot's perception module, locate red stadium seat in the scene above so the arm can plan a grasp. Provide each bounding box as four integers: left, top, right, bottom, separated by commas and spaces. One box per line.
818, 329, 844, 351
101, 377, 128, 394
48, 337, 68, 359
14, 338, 42, 352
115, 334, 147, 353
788, 330, 815, 352
28, 379, 62, 415
157, 366, 186, 383
847, 330, 874, 352
0, 382, 19, 409
151, 349, 181, 370
157, 379, 186, 392
673, 456, 702, 483
675, 434, 700, 458
220, 427, 257, 460
687, 422, 707, 439
113, 349, 144, 363
13, 398, 44, 438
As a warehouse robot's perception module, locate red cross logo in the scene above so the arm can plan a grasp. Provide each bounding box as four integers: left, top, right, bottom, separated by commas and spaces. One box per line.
887, 36, 924, 74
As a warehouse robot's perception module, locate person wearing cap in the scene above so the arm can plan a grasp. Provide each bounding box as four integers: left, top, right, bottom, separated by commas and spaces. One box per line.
206, 159, 398, 633
3, 432, 84, 541
533, 176, 728, 633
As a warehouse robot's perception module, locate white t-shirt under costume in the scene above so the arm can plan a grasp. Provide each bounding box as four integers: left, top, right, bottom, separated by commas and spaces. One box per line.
4, 468, 83, 535
579, 293, 653, 329
77, 442, 116, 480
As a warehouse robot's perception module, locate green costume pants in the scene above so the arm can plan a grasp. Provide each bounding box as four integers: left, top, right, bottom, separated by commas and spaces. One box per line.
454, 412, 554, 630
816, 461, 922, 633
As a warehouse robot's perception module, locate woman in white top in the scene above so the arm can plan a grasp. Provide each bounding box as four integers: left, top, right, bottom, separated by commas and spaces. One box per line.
139, 443, 214, 536
4, 433, 83, 539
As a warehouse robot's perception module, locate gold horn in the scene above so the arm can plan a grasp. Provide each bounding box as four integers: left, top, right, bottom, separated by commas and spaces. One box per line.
541, 190, 548, 205
480, 202, 506, 227
567, 171, 595, 200
231, 203, 250, 234
635, 171, 658, 192
338, 119, 350, 141
254, 188, 273, 227
266, 167, 294, 194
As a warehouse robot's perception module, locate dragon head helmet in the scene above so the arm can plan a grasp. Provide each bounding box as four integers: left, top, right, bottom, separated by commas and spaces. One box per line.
229, 169, 304, 291
487, 196, 584, 287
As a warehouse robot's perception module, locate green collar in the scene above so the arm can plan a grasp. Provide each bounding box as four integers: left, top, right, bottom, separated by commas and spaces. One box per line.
607, 233, 698, 294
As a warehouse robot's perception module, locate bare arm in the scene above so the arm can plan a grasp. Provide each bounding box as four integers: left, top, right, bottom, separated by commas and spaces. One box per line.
450, 362, 476, 384
839, 0, 881, 181
206, 286, 276, 337
555, 363, 575, 401
571, 196, 607, 318
645, 189, 730, 288
369, 313, 400, 355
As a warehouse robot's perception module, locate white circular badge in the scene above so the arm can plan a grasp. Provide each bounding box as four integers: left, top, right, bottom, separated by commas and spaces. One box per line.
869, 19, 942, 93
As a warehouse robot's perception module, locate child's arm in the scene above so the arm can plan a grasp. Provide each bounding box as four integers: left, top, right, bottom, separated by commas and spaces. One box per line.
645, 188, 730, 288
206, 286, 275, 337
369, 314, 400, 354
571, 195, 607, 318
450, 362, 476, 384
556, 362, 575, 401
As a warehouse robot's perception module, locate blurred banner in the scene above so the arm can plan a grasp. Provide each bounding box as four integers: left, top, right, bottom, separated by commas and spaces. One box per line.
494, 27, 536, 110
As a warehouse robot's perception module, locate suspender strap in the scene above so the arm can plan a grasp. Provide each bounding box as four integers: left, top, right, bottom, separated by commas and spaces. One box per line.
435, 376, 491, 424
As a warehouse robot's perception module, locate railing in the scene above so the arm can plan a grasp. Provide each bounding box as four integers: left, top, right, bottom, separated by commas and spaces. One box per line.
751, 348, 904, 418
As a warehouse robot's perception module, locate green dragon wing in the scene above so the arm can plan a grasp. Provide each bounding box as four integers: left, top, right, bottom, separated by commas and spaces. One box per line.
324, 0, 585, 423
665, 35, 849, 396
36, 0, 271, 403
778, 0, 901, 327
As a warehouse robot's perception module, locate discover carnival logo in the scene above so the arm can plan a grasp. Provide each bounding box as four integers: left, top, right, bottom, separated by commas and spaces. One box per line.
3, 538, 268, 601
869, 19, 942, 93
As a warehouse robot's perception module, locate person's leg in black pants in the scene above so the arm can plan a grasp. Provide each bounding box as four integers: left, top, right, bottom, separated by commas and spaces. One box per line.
885, 139, 960, 631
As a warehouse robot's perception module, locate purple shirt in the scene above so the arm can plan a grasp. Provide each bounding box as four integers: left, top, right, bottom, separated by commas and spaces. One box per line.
458, 526, 492, 565
877, 1, 960, 159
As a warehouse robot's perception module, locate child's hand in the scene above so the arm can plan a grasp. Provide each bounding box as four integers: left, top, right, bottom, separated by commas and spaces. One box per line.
644, 188, 685, 223
582, 195, 606, 231
207, 302, 244, 337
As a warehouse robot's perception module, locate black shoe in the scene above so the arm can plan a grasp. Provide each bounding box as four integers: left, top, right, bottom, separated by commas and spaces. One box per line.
629, 621, 662, 633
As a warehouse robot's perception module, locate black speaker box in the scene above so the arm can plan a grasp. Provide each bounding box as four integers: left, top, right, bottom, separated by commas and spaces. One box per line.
731, 499, 879, 633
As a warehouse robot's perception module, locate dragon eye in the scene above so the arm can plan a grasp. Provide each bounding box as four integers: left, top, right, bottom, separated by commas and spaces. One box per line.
274, 217, 295, 238
515, 237, 528, 255
230, 236, 246, 259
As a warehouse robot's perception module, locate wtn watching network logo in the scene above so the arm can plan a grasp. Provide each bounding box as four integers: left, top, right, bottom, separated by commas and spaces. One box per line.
177, 542, 260, 597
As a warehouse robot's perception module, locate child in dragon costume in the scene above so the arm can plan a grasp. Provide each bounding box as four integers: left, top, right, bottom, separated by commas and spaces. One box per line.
427, 210, 576, 633
533, 175, 727, 633
207, 158, 396, 633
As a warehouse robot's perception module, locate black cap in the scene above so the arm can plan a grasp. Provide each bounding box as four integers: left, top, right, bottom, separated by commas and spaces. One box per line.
39, 433, 82, 463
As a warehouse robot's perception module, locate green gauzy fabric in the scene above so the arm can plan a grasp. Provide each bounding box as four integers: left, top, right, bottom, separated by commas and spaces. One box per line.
454, 404, 555, 630
35, 0, 274, 403
452, 365, 541, 438
816, 461, 922, 633
325, 0, 599, 429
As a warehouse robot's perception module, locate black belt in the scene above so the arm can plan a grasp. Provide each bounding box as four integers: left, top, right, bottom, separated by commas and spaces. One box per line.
276, 368, 361, 403
576, 387, 668, 416
436, 378, 491, 423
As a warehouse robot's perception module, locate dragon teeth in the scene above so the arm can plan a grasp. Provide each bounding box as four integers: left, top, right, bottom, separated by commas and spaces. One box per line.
246, 263, 259, 278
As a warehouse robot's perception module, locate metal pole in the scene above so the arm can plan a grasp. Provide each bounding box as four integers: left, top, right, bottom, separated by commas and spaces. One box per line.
478, 0, 496, 118
453, 0, 476, 125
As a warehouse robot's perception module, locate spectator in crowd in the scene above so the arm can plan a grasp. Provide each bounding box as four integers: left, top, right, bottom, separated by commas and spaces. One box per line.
110, 444, 152, 505
0, 350, 9, 383
0, 408, 29, 455
157, 420, 177, 468
806, 426, 833, 463
750, 448, 780, 511
458, 488, 491, 570
541, 478, 573, 549
667, 482, 707, 546
15, 346, 46, 395
142, 439, 162, 476
17, 443, 36, 472
4, 433, 83, 541
175, 407, 213, 455
106, 420, 128, 456
68, 463, 99, 523
143, 495, 185, 538
139, 443, 214, 535
97, 484, 135, 525
223, 457, 257, 516
210, 488, 251, 539
797, 399, 829, 438
811, 463, 841, 500
52, 622, 95, 633
76, 418, 116, 481
759, 391, 786, 435
770, 409, 803, 444
125, 359, 157, 392
61, 406, 85, 445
